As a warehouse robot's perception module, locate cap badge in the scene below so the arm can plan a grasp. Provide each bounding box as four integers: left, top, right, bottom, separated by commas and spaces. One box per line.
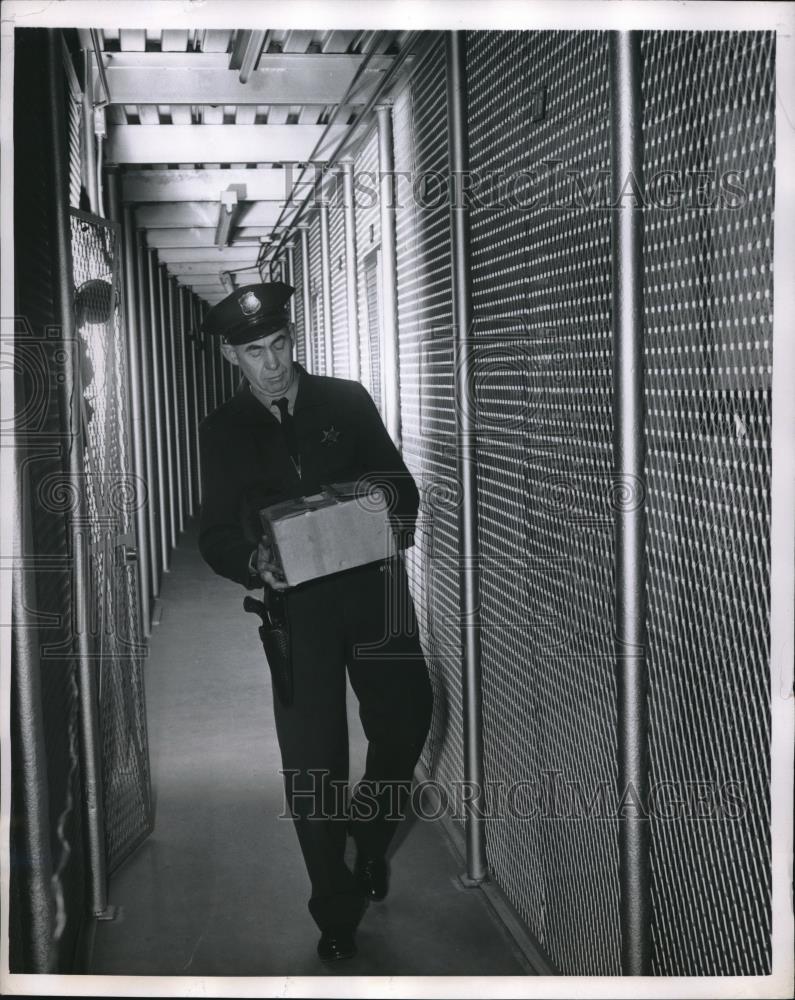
239, 290, 261, 317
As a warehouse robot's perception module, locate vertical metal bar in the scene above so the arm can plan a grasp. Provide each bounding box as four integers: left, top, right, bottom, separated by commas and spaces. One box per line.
146, 249, 170, 573
300, 226, 314, 373
188, 293, 203, 507
166, 276, 184, 535
214, 337, 225, 405
608, 30, 651, 976
343, 160, 361, 382
286, 242, 297, 361
81, 48, 99, 215
136, 235, 161, 597
199, 300, 210, 421
286, 248, 296, 318
157, 263, 177, 549
207, 321, 218, 411
1, 21, 55, 969
319, 201, 334, 375
446, 31, 487, 885
48, 28, 109, 915
177, 286, 195, 518
114, 184, 152, 636
12, 479, 56, 970
376, 104, 401, 447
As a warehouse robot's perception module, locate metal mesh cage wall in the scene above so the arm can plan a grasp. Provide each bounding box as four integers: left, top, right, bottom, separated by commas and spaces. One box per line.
67, 81, 81, 210
11, 28, 88, 972
466, 30, 620, 974
640, 30, 774, 976
392, 39, 465, 805
308, 212, 324, 374
354, 130, 381, 400
70, 211, 153, 874
293, 242, 306, 367
329, 198, 350, 378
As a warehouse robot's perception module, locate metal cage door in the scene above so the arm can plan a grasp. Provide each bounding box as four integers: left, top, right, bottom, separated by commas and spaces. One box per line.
70, 208, 153, 875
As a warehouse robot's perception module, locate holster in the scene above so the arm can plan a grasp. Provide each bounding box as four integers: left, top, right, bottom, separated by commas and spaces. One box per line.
243, 587, 293, 708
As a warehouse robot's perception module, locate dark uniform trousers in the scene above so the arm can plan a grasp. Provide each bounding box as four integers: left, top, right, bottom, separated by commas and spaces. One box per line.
276, 557, 432, 932
198, 365, 433, 933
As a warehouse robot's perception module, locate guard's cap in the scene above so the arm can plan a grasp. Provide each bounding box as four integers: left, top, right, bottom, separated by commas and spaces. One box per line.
203, 282, 295, 345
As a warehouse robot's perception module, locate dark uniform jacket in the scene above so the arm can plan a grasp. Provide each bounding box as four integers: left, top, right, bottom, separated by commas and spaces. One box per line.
198, 365, 419, 589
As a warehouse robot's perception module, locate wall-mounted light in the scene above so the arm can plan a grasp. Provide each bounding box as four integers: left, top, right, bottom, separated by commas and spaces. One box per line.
220, 271, 235, 294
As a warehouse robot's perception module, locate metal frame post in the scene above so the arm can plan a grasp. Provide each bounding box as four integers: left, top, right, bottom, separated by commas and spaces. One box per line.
446, 31, 487, 885
214, 336, 225, 404
608, 30, 651, 976
146, 248, 170, 573
136, 235, 161, 596
81, 47, 99, 215
177, 286, 195, 518
48, 28, 110, 916
158, 264, 177, 548
186, 292, 203, 506
207, 321, 218, 412
199, 300, 210, 420
300, 225, 314, 373
166, 275, 184, 535
376, 104, 401, 447
286, 242, 297, 361
342, 160, 361, 383
319, 201, 334, 375
111, 179, 152, 637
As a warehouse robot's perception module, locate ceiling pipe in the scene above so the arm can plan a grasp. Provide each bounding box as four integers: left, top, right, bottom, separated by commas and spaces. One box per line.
256, 32, 390, 269
215, 188, 239, 247
89, 28, 111, 107
263, 31, 421, 272
239, 30, 268, 84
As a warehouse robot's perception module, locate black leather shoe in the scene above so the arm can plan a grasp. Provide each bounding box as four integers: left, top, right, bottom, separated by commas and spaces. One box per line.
355, 853, 389, 901
317, 929, 356, 962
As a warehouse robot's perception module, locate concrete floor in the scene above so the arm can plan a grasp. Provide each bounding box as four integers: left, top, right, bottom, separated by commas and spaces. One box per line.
89, 521, 529, 977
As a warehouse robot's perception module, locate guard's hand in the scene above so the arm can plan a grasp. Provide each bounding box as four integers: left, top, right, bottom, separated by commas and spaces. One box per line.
256, 539, 289, 591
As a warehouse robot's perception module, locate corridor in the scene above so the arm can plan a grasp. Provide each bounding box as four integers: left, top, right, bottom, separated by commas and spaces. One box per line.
87, 522, 530, 977
4, 9, 792, 994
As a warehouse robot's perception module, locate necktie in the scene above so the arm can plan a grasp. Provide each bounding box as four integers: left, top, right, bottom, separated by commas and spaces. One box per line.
274, 397, 300, 475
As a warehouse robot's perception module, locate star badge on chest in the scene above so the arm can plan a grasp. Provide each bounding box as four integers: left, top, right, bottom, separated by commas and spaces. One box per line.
321, 426, 340, 445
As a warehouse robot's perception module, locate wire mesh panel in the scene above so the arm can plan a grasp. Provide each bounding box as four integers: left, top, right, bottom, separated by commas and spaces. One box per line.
67, 88, 81, 209
293, 242, 306, 367
640, 30, 774, 976
364, 260, 383, 411
308, 212, 324, 374
329, 199, 350, 378
392, 38, 465, 805
355, 129, 381, 399
70, 210, 153, 874
466, 30, 620, 974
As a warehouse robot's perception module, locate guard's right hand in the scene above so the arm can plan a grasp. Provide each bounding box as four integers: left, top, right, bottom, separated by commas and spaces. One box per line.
256, 539, 289, 591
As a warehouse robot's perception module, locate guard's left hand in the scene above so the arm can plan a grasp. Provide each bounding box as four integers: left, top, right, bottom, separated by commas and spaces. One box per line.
256, 539, 289, 591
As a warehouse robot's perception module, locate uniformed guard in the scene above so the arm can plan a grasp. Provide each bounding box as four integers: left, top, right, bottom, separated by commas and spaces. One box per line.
198, 282, 433, 962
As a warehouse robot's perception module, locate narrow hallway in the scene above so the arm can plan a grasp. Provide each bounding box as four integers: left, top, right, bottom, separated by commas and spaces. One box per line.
88, 521, 529, 977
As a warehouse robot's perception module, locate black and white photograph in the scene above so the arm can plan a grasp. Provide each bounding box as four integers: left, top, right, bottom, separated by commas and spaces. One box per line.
0, 1, 793, 997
